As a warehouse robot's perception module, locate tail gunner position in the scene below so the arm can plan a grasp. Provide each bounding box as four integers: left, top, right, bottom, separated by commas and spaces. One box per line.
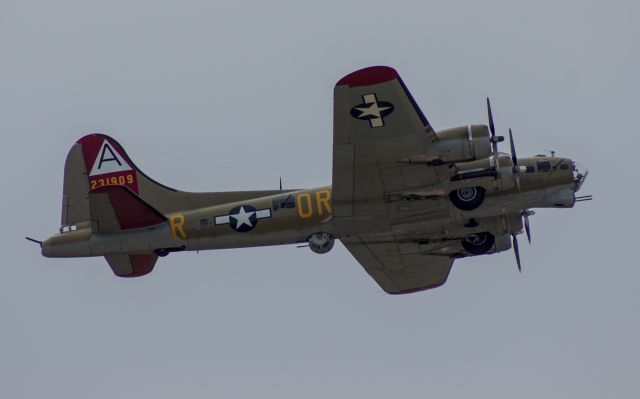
30, 66, 590, 294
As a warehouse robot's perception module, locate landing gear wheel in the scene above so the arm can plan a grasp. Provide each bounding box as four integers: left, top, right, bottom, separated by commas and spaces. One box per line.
154, 249, 170, 257
308, 232, 335, 254
461, 232, 495, 255
449, 186, 486, 211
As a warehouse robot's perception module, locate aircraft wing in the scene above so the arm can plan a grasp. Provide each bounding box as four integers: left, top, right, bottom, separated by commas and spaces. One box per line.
333, 66, 455, 293
332, 66, 442, 228
341, 236, 453, 294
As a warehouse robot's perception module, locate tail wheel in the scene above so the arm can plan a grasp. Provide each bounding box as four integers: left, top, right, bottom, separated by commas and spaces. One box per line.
154, 249, 170, 257
449, 186, 486, 211
461, 232, 495, 255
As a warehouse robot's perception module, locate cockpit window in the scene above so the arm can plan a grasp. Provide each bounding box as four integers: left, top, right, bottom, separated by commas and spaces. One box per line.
537, 161, 551, 172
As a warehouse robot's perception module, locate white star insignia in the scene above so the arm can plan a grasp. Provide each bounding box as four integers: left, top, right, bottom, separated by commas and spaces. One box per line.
355, 102, 390, 119
214, 205, 272, 232
230, 206, 255, 229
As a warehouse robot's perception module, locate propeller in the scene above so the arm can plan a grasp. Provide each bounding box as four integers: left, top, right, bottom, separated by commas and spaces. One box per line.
512, 233, 522, 273
509, 128, 517, 165
509, 128, 522, 191
486, 99, 529, 272
522, 209, 535, 244
486, 98, 504, 157
511, 210, 535, 272
524, 214, 531, 244
486, 99, 523, 192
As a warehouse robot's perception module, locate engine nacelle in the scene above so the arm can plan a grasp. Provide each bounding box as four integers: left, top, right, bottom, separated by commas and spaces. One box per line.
420, 232, 512, 257
450, 153, 517, 192
416, 125, 492, 165
485, 233, 512, 255
308, 232, 335, 254
459, 232, 512, 256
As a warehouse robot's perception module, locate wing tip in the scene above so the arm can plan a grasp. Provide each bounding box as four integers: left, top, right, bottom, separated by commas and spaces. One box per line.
336, 65, 399, 88
387, 281, 447, 295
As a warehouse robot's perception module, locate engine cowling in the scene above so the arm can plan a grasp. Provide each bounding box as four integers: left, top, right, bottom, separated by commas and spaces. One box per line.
450, 153, 517, 192
418, 125, 492, 165
460, 233, 512, 256
308, 232, 335, 254
420, 232, 512, 257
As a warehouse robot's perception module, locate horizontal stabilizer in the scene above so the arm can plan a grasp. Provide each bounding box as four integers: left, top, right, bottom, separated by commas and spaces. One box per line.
105, 253, 158, 277
90, 185, 167, 232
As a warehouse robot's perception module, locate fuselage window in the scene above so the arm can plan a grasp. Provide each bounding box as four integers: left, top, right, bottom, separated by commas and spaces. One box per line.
272, 194, 296, 211
537, 161, 551, 172
60, 225, 78, 233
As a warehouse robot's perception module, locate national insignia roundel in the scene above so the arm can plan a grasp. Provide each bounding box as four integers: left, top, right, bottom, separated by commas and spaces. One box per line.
350, 93, 394, 128
214, 205, 272, 232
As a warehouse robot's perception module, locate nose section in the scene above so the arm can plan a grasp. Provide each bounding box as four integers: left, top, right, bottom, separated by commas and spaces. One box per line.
571, 160, 589, 192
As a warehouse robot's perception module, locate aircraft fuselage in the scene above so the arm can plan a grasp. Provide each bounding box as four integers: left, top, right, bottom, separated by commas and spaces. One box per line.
42, 155, 581, 259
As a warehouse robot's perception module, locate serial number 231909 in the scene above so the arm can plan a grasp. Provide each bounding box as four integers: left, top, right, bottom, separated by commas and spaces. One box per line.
90, 174, 134, 190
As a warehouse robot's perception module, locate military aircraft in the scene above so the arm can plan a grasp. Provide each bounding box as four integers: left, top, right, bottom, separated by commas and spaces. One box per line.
28, 66, 590, 294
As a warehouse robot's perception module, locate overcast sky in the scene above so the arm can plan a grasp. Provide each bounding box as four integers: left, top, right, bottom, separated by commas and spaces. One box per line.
2, 1, 639, 398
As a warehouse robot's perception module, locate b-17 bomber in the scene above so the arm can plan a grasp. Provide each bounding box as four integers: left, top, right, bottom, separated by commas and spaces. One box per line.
29, 66, 591, 294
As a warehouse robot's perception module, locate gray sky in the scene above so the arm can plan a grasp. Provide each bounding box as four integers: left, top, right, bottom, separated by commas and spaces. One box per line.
2, 0, 638, 398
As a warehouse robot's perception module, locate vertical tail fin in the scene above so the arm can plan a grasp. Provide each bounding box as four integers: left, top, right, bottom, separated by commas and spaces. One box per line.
59, 134, 176, 277
61, 133, 176, 230
61, 133, 290, 232
57, 133, 290, 277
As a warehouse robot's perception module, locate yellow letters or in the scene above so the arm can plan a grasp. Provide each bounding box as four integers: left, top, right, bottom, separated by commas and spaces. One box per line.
169, 214, 187, 239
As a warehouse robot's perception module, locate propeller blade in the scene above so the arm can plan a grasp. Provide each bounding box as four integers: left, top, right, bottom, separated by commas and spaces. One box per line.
487, 98, 495, 135
487, 98, 498, 155
523, 212, 531, 244
512, 234, 522, 273
509, 128, 517, 166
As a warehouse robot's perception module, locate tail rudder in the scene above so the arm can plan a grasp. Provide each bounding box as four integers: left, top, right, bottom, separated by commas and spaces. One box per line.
77, 133, 177, 208
61, 133, 176, 230
56, 133, 288, 278
62, 133, 290, 231
59, 134, 174, 278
